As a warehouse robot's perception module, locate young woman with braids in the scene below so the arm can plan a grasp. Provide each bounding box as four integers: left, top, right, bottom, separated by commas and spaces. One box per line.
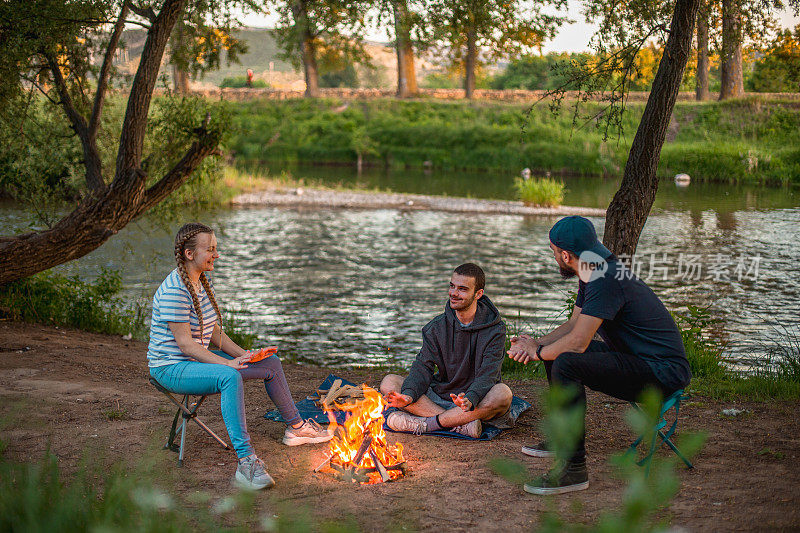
147, 223, 332, 490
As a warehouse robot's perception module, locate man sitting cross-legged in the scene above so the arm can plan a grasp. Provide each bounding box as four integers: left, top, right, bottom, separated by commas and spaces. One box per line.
380, 263, 512, 438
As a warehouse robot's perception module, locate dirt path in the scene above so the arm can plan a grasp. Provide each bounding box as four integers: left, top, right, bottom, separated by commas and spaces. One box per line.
1, 321, 798, 531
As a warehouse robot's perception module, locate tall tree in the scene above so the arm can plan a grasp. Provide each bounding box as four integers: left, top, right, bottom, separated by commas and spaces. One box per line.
0, 0, 225, 284
719, 0, 744, 98
747, 23, 800, 91
273, 0, 371, 97
392, 0, 419, 97
429, 0, 567, 99
696, 0, 711, 100
571, 0, 791, 253
603, 0, 702, 256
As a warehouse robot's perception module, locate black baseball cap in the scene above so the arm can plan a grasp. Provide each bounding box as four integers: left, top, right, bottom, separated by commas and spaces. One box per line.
549, 216, 612, 259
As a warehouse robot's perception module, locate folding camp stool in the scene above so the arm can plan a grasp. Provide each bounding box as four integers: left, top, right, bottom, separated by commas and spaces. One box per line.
628, 388, 694, 475
149, 377, 230, 466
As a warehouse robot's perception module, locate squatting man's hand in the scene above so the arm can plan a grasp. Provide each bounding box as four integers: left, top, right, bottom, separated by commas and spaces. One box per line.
450, 392, 473, 411
384, 390, 413, 408
507, 334, 540, 365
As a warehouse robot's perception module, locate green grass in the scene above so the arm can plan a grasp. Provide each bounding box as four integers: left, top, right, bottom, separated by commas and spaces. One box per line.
223, 97, 800, 185
514, 176, 565, 206
0, 268, 147, 339
0, 443, 365, 532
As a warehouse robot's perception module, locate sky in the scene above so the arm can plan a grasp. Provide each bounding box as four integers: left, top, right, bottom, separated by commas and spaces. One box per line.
238, 2, 800, 54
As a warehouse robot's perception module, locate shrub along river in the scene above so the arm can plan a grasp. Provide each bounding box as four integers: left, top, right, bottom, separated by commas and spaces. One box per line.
2, 167, 798, 370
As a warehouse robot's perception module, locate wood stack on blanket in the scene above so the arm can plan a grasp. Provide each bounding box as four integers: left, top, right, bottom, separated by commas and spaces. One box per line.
315, 379, 366, 410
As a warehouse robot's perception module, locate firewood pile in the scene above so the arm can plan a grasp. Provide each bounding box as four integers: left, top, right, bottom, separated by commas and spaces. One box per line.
314, 379, 367, 410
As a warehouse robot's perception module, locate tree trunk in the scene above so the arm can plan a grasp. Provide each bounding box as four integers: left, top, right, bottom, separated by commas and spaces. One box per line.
172, 63, 190, 94
464, 25, 477, 99
291, 1, 319, 98
301, 37, 319, 97
719, 0, 744, 99
0, 0, 221, 285
393, 0, 418, 97
171, 18, 190, 94
603, 0, 701, 257
695, 4, 710, 101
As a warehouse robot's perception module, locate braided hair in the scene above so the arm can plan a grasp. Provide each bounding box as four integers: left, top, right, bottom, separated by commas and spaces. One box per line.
174, 223, 223, 344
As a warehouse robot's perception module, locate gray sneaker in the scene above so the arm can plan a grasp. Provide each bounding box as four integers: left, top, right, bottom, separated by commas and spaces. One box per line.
282, 419, 334, 446
523, 460, 589, 495
234, 455, 274, 490
386, 411, 427, 435
452, 419, 482, 439
521, 440, 555, 458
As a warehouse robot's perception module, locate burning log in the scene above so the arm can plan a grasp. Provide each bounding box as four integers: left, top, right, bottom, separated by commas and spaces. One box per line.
368, 448, 390, 483
352, 434, 374, 466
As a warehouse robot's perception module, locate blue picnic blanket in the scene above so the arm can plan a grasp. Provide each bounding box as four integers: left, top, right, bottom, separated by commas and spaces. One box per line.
264, 374, 530, 441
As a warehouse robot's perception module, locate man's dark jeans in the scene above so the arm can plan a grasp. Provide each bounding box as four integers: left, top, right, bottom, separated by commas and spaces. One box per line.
544, 340, 676, 464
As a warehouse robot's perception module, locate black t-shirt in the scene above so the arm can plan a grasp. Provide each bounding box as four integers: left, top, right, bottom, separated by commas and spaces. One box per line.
576, 257, 691, 391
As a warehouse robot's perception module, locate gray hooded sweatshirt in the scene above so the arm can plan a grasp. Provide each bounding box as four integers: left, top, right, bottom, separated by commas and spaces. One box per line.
401, 295, 506, 409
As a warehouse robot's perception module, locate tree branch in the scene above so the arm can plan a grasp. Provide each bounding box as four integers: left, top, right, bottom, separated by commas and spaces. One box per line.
129, 2, 157, 22
136, 133, 221, 216
44, 53, 89, 137
44, 53, 106, 193
114, 0, 187, 185
90, 1, 130, 137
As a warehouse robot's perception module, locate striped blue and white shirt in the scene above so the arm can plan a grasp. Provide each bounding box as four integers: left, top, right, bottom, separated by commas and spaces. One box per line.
147, 269, 218, 368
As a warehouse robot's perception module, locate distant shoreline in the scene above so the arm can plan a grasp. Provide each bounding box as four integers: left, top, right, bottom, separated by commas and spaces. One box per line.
231, 187, 606, 217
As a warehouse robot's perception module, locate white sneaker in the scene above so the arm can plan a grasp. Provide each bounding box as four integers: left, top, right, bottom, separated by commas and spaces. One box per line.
234, 455, 275, 490
282, 419, 334, 446
386, 411, 428, 435
452, 419, 482, 439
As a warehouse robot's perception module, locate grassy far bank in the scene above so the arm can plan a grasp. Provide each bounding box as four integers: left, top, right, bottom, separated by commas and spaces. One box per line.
226, 96, 800, 185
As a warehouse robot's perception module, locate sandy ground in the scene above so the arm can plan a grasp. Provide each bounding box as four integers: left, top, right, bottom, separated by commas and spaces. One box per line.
1, 320, 799, 532
231, 188, 607, 218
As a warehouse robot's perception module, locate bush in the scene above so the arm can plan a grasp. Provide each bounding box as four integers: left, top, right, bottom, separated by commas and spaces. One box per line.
514, 176, 565, 207
220, 76, 268, 88
673, 305, 728, 380
223, 307, 258, 350
0, 269, 147, 338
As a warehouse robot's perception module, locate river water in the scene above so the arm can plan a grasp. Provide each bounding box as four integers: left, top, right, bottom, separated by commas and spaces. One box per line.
2, 168, 798, 370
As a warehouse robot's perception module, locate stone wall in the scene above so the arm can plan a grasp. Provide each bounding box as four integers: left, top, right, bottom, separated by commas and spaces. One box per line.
182, 87, 800, 102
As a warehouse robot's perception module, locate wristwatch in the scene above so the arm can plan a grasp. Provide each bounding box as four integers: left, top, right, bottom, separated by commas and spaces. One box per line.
535, 344, 544, 361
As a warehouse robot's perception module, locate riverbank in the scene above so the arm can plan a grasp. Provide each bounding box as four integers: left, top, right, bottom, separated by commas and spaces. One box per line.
225, 96, 800, 185
1, 320, 798, 531
231, 186, 606, 217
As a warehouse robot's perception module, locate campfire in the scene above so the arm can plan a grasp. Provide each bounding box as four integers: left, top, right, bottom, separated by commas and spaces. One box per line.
313, 380, 406, 484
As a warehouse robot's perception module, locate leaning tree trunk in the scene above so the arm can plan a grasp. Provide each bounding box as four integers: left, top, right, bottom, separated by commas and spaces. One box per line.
603, 0, 702, 257
719, 0, 744, 99
695, 4, 710, 101
464, 25, 477, 99
0, 0, 221, 285
393, 0, 418, 97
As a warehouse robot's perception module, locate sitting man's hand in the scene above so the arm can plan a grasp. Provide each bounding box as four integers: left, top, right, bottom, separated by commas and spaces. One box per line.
507, 335, 539, 365
385, 391, 413, 408
450, 392, 473, 411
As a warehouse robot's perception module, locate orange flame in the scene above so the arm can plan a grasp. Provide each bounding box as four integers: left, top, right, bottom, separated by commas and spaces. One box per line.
324, 385, 405, 484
